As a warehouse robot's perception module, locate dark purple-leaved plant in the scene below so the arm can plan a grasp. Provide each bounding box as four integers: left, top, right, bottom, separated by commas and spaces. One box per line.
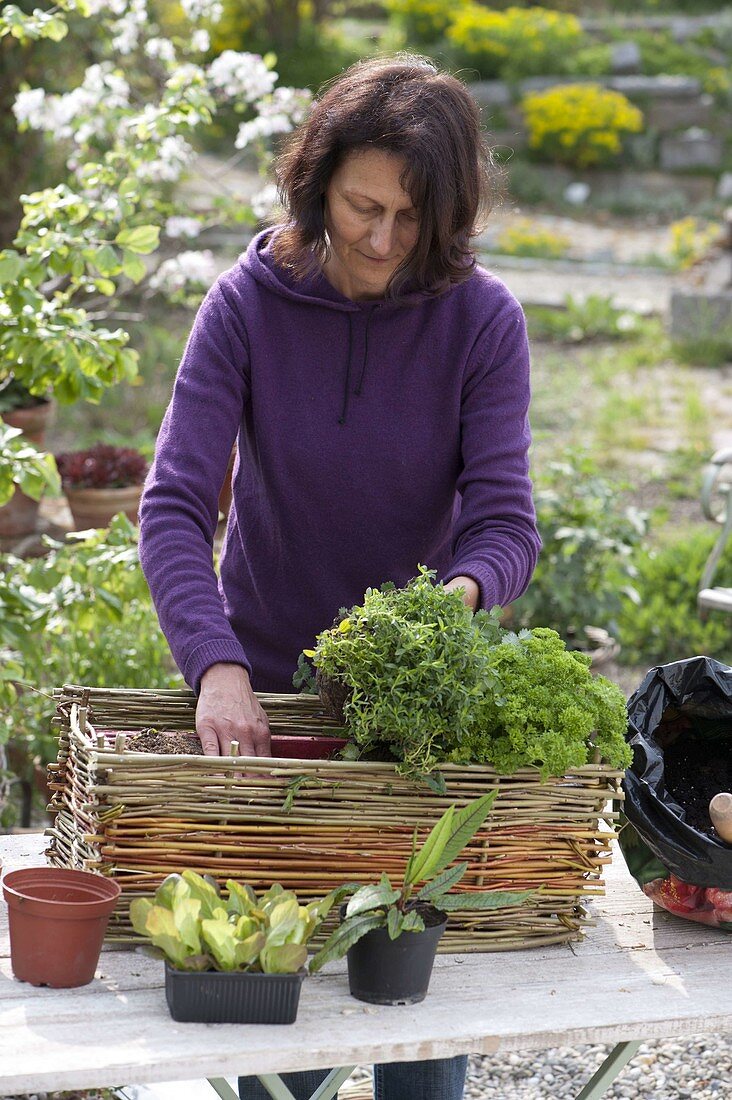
55, 444, 147, 489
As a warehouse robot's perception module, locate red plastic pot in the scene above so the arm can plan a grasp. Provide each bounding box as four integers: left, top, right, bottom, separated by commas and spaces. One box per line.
269, 735, 347, 760
3, 867, 121, 988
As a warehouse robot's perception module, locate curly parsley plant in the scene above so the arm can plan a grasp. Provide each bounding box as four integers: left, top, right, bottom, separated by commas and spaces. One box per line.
459, 627, 631, 777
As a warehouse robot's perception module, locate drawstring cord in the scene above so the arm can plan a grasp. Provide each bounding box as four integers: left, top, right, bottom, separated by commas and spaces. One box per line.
338, 314, 353, 425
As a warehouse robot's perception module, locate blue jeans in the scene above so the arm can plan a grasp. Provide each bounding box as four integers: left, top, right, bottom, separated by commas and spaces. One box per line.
238, 1055, 468, 1099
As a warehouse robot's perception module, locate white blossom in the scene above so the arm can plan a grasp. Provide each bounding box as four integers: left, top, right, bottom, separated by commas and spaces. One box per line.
111, 14, 140, 53
180, 0, 223, 24
149, 250, 217, 296
12, 88, 46, 128
16, 65, 130, 141
264, 86, 311, 127
109, 0, 147, 52
165, 216, 202, 239
145, 37, 176, 62
190, 29, 210, 52
235, 114, 288, 149
138, 136, 195, 182
564, 181, 591, 205
250, 183, 281, 222
207, 51, 277, 102
85, 0, 128, 14
616, 312, 638, 332
235, 86, 311, 149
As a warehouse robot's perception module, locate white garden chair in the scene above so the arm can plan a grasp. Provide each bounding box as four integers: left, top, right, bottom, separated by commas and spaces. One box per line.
698, 447, 732, 616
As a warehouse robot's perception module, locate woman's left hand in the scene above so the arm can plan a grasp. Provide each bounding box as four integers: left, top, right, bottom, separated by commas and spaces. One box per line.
443, 575, 479, 611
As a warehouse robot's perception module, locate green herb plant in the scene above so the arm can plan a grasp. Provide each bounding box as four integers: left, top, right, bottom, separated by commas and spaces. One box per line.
458, 628, 632, 777
310, 792, 531, 972
511, 451, 648, 642
306, 565, 504, 785
130, 871, 341, 974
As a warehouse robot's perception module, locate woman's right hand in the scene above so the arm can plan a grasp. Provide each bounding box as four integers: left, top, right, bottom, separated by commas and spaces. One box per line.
196, 663, 271, 757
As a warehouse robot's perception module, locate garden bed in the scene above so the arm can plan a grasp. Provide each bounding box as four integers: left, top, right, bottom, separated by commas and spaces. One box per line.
45, 686, 625, 953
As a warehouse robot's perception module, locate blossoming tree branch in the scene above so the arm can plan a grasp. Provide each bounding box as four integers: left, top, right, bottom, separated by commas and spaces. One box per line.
0, 0, 310, 431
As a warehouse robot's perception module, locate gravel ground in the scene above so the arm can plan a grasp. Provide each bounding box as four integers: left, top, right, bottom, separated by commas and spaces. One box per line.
338, 1036, 732, 1098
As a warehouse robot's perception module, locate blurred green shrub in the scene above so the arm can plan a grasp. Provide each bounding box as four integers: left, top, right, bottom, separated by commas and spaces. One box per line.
511, 451, 649, 642
525, 295, 645, 344
616, 528, 732, 666
1, 516, 182, 824
446, 6, 583, 80
384, 0, 459, 45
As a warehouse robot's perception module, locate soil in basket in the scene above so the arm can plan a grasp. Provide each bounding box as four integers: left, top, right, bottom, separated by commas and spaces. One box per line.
662, 735, 732, 840
125, 730, 204, 754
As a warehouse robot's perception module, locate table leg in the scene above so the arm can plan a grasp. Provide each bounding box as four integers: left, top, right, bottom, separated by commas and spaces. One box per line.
575, 1040, 643, 1100
208, 1066, 356, 1100
208, 1079, 240, 1100
257, 1066, 356, 1100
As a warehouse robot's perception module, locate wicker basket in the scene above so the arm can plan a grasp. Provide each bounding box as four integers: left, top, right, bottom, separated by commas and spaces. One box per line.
46, 685, 624, 952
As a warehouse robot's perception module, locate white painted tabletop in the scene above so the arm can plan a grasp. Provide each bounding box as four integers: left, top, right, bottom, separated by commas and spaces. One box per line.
1, 832, 731, 1096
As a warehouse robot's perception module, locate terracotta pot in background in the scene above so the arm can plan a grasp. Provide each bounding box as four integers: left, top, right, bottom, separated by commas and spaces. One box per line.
64, 483, 143, 530
3, 866, 121, 988
0, 398, 54, 539
3, 400, 54, 447
0, 489, 41, 539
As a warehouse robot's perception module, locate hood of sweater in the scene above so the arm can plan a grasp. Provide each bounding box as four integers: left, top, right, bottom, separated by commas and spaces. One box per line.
240, 226, 443, 424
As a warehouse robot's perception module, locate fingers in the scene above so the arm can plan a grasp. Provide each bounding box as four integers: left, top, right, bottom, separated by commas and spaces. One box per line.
195, 664, 273, 760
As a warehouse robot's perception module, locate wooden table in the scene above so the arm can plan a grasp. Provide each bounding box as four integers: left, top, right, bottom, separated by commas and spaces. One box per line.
1, 832, 731, 1100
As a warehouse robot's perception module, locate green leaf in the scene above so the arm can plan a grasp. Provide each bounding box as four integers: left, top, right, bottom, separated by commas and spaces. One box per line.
173, 897, 203, 953
266, 897, 301, 946
0, 251, 22, 284
233, 930, 266, 968
345, 878, 400, 918
386, 906, 402, 940
400, 909, 425, 933
129, 897, 154, 937
403, 804, 455, 887
438, 889, 533, 911
425, 792, 498, 881
416, 861, 467, 901
309, 912, 385, 974
260, 943, 307, 974
200, 917, 237, 970
121, 253, 147, 283
226, 880, 258, 917
92, 244, 120, 277
422, 772, 447, 796
145, 906, 190, 967
115, 225, 160, 255
154, 873, 182, 909
180, 869, 221, 918
94, 278, 116, 297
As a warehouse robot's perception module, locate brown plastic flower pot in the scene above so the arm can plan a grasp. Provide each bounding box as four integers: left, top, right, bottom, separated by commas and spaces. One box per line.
2, 867, 121, 988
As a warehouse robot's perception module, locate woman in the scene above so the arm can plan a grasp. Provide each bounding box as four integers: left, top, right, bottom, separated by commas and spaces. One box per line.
139, 53, 541, 1100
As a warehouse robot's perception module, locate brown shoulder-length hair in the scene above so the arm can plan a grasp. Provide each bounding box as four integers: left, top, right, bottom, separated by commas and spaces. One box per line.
272, 54, 497, 299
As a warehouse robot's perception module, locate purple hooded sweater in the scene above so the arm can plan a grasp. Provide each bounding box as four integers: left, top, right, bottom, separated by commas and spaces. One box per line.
138, 227, 541, 694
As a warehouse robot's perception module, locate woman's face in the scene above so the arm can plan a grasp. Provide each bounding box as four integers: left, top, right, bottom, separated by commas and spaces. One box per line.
322, 148, 420, 301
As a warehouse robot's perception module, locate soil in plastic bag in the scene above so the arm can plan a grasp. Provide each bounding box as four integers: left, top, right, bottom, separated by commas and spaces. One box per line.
619, 655, 732, 929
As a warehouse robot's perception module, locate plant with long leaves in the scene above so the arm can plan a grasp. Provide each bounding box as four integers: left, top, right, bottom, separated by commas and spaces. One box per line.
309, 792, 532, 972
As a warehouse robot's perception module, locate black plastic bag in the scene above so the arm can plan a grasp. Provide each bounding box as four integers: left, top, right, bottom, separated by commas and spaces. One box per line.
620, 656, 732, 927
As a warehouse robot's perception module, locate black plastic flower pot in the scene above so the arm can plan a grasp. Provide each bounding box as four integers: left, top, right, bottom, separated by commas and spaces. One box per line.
345, 906, 447, 1006
164, 962, 306, 1023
